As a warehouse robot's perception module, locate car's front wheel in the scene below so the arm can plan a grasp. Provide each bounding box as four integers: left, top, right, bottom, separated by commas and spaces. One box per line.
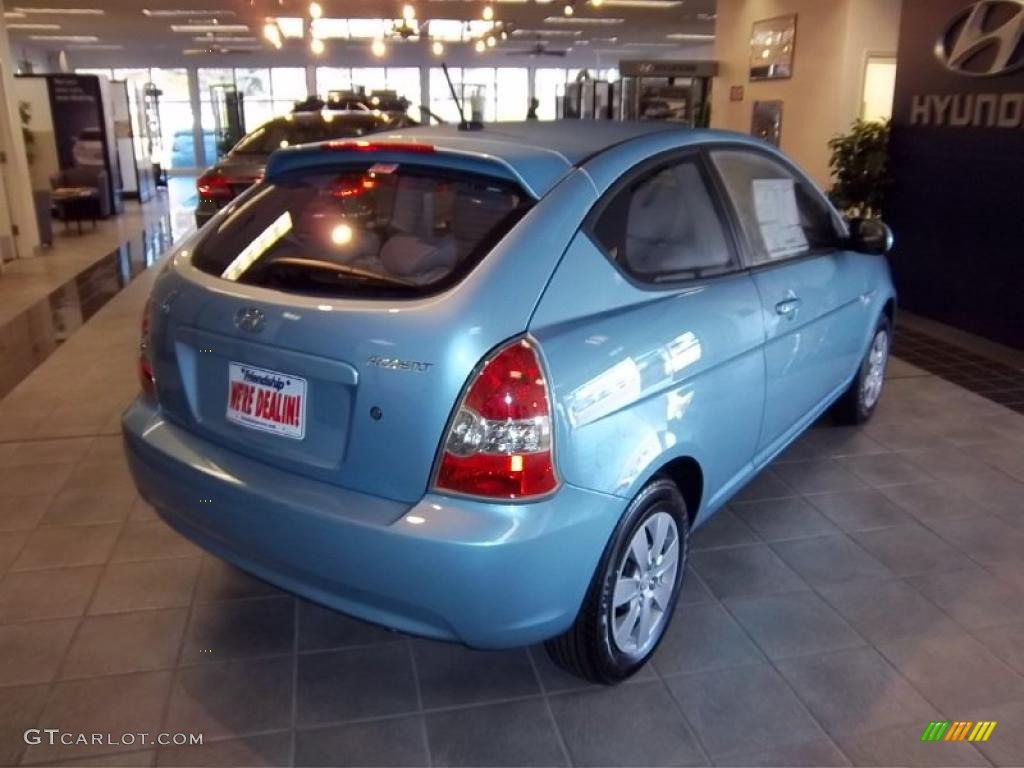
545, 477, 689, 684
834, 315, 891, 424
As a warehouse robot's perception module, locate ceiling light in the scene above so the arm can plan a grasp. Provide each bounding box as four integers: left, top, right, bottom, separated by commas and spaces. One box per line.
431, 40, 444, 55
6, 23, 61, 29
12, 7, 103, 14
371, 37, 386, 56
69, 43, 122, 49
142, 9, 235, 17
172, 23, 248, 32
563, 3, 574, 15
29, 34, 98, 41
309, 2, 323, 19
311, 37, 325, 54
331, 223, 354, 246
474, 38, 485, 52
544, 15, 623, 23
500, 29, 507, 39
590, 0, 681, 5
482, 4, 494, 20
486, 34, 496, 46
511, 27, 580, 36
263, 21, 283, 47
194, 35, 258, 42
665, 32, 715, 40
275, 17, 304, 38
3, 11, 27, 18
402, 4, 416, 21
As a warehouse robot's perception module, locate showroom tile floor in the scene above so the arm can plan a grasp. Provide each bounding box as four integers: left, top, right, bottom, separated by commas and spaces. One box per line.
0, 254, 1023, 766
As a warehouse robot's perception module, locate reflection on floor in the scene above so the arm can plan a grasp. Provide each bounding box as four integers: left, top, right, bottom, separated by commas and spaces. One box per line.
0, 251, 1022, 766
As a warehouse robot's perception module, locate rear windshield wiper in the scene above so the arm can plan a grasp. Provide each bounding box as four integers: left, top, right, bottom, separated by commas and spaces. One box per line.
263, 256, 418, 288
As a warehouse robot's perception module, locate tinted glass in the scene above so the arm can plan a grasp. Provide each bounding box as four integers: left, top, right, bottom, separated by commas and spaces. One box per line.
592, 159, 733, 280
711, 150, 839, 264
191, 165, 530, 298
231, 117, 381, 155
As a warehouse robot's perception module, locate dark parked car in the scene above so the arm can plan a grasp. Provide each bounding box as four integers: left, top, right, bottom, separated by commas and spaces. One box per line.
194, 111, 398, 227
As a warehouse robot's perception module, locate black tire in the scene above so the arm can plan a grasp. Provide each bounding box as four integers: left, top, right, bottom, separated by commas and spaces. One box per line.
545, 477, 689, 684
833, 315, 891, 425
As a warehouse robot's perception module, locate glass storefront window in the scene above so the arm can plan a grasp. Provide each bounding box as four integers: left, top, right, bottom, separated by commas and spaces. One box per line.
386, 67, 421, 114
234, 67, 271, 100
430, 66, 464, 124
533, 68, 567, 120
197, 68, 233, 101
351, 67, 387, 94
316, 67, 353, 96
272, 67, 307, 102
150, 68, 195, 169
496, 68, 529, 122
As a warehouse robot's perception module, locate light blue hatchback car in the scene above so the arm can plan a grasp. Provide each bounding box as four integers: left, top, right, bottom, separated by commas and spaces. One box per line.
124, 122, 896, 683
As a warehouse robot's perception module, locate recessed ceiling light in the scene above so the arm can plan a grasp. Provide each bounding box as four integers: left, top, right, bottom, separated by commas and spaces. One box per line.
13, 7, 104, 14
665, 32, 715, 40
69, 43, 122, 49
544, 15, 624, 23
29, 34, 99, 41
511, 27, 580, 36
171, 23, 248, 32
3, 11, 27, 18
142, 9, 235, 17
6, 23, 61, 29
589, 0, 682, 6
193, 35, 258, 43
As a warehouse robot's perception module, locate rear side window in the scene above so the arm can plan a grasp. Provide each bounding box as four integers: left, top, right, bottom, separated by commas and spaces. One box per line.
191, 165, 531, 298
591, 158, 734, 282
710, 149, 840, 265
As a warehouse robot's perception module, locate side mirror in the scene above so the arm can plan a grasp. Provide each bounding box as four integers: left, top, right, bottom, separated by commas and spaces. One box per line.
847, 218, 894, 255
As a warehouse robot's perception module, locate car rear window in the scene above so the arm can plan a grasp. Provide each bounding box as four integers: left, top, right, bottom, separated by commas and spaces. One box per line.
190, 164, 531, 298
230, 118, 381, 155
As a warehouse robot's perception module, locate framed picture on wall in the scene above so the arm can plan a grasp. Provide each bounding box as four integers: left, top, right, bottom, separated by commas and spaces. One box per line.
750, 14, 797, 81
751, 100, 783, 146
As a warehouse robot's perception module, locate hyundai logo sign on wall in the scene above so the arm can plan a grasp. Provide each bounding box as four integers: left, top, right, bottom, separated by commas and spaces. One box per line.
936, 0, 1024, 76
234, 307, 266, 333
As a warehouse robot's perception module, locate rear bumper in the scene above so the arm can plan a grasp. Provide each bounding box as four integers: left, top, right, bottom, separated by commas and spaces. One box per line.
122, 397, 621, 648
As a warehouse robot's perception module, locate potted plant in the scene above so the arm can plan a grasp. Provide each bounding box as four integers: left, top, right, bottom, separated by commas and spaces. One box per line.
827, 118, 890, 220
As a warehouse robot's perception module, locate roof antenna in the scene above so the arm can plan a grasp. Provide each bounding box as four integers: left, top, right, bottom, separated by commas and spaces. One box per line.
441, 62, 483, 131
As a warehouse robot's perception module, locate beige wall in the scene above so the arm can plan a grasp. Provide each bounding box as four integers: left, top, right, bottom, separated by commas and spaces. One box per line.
711, 0, 902, 187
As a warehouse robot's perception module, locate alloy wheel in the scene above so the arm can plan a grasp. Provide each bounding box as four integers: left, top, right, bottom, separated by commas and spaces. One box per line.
861, 329, 889, 409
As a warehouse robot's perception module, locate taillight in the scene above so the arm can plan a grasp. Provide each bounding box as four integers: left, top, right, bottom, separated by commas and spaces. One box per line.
325, 140, 435, 154
139, 298, 156, 399
197, 169, 233, 200
434, 338, 557, 500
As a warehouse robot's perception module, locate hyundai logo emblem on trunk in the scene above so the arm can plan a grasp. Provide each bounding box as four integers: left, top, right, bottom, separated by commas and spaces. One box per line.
936, 0, 1024, 77
235, 307, 266, 333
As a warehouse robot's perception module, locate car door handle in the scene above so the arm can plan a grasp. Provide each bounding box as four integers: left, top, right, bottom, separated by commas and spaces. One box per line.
775, 298, 802, 317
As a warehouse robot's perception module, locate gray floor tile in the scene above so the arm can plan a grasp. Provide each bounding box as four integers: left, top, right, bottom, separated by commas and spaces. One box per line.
878, 634, 1024, 710
652, 601, 764, 676
0, 495, 51, 531
53, 748, 156, 766
89, 558, 201, 614
549, 680, 706, 767
295, 716, 427, 767
818, 579, 965, 645
194, 558, 282, 603
775, 647, 940, 737
181, 595, 294, 662
156, 732, 290, 767
865, 421, 951, 453
0, 566, 102, 622
0, 529, 28, 573
772, 535, 892, 588
426, 698, 567, 767
0, 462, 74, 498
837, 723, 989, 767
164, 657, 293, 740
296, 644, 418, 726
908, 567, 1024, 629
953, 470, 1024, 514
20, 671, 173, 763
690, 509, 758, 550
3, 438, 94, 467
836, 453, 932, 487
42, 488, 137, 527
712, 739, 850, 767
678, 566, 715, 605
962, 699, 1024, 767
0, 684, 50, 766
110, 521, 202, 562
297, 599, 402, 652
60, 458, 135, 494
0, 618, 77, 686
731, 470, 797, 502
878, 480, 986, 523
731, 497, 841, 542
771, 459, 867, 496
983, 557, 1024, 592
725, 592, 865, 660
11, 523, 121, 571
808, 427, 889, 459
973, 622, 1024, 676
60, 609, 188, 679
851, 524, 976, 576
665, 663, 825, 758
691, 544, 808, 600
927, 515, 1024, 564
806, 488, 917, 532
413, 640, 540, 710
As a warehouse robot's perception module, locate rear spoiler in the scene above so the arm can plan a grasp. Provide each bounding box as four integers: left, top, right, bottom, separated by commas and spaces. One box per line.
264, 139, 545, 198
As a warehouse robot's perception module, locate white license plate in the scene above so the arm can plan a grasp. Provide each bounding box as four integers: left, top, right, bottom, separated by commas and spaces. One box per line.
226, 362, 307, 440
